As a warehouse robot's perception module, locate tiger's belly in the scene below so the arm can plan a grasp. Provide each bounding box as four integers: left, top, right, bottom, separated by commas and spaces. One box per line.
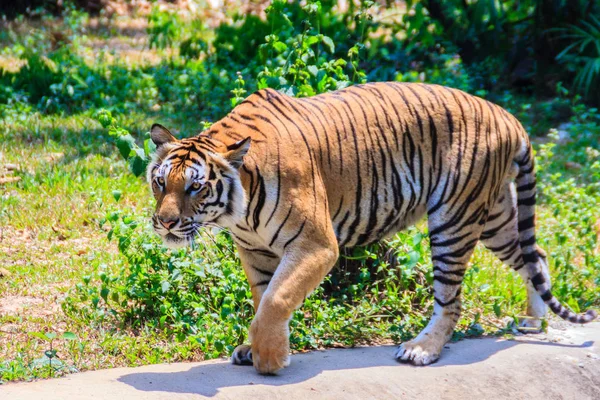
331, 190, 428, 248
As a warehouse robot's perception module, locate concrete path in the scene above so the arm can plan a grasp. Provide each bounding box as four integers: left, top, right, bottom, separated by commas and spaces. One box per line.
3, 322, 600, 399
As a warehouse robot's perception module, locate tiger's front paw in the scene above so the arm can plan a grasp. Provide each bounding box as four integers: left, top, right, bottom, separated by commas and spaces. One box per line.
231, 344, 253, 366
249, 318, 290, 375
395, 338, 442, 366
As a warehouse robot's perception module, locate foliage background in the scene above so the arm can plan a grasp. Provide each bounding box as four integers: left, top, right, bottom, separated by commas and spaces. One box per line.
0, 0, 599, 383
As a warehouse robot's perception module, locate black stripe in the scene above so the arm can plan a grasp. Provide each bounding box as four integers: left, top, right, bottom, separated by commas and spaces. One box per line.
252, 279, 271, 288
520, 236, 536, 247
540, 291, 553, 302
265, 142, 282, 226
251, 265, 274, 276
517, 215, 535, 231
433, 266, 467, 277
252, 167, 267, 230
530, 272, 545, 287
269, 207, 293, 247
434, 295, 458, 307
243, 248, 278, 259
430, 231, 472, 247
517, 182, 536, 192
519, 195, 536, 206
433, 275, 463, 285
284, 220, 306, 249
522, 251, 538, 264
486, 239, 518, 253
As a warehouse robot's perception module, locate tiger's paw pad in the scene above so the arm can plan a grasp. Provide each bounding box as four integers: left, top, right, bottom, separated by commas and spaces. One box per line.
249, 318, 291, 374
231, 344, 253, 366
517, 318, 544, 334
252, 349, 290, 375
395, 341, 440, 366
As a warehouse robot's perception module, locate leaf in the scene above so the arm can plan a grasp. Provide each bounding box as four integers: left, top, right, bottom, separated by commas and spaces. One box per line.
281, 85, 297, 97
257, 77, 269, 90
115, 135, 137, 160
407, 250, 420, 267
493, 301, 502, 317
258, 43, 270, 61
144, 138, 157, 157
31, 356, 52, 368
29, 332, 49, 342
161, 281, 171, 293
45, 332, 57, 340
62, 332, 77, 341
335, 80, 351, 90
412, 232, 424, 246
129, 148, 148, 177
95, 109, 115, 128
45, 349, 57, 359
305, 36, 319, 46
272, 41, 288, 53
100, 287, 109, 302
112, 190, 122, 202
322, 36, 335, 53
32, 355, 64, 370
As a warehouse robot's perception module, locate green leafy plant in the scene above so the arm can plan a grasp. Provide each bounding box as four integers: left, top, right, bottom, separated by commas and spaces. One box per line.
255, 0, 355, 96
28, 331, 78, 377
63, 207, 255, 357
95, 109, 155, 177
147, 6, 181, 50
230, 72, 247, 108
555, 15, 600, 101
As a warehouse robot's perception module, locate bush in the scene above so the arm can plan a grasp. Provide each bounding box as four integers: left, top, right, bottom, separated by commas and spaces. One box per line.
64, 209, 254, 357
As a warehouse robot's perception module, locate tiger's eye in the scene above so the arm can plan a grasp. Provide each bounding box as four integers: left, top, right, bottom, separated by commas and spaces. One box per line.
191, 182, 202, 191
157, 177, 165, 186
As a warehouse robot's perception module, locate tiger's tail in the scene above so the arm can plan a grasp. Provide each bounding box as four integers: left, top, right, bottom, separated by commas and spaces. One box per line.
515, 139, 597, 324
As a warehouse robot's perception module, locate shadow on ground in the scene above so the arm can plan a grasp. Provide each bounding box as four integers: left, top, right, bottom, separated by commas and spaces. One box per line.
118, 336, 594, 397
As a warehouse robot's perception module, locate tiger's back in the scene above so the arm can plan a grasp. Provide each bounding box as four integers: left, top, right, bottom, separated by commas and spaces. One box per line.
209, 82, 527, 248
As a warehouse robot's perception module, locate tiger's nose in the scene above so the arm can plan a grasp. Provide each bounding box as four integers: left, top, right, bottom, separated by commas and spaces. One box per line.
158, 216, 179, 230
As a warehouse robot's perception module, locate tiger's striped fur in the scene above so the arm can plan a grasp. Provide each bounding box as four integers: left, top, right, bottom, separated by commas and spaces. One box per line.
147, 82, 596, 374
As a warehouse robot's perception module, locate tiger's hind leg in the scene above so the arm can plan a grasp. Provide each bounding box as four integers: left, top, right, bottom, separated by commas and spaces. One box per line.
395, 203, 486, 365
481, 180, 549, 331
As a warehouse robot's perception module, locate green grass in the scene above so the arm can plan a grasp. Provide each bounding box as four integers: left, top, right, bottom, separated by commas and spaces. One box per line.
1, 2, 600, 384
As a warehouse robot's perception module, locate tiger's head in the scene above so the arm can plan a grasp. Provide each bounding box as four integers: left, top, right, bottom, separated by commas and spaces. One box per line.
146, 124, 250, 248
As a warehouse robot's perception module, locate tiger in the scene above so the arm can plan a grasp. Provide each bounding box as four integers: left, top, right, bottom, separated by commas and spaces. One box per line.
146, 82, 597, 374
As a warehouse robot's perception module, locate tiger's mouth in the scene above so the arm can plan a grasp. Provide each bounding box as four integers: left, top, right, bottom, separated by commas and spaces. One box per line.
158, 225, 200, 249
157, 232, 186, 249
165, 232, 184, 242
153, 218, 217, 249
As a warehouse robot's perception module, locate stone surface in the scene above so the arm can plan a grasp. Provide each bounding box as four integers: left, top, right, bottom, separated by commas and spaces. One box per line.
2, 322, 600, 399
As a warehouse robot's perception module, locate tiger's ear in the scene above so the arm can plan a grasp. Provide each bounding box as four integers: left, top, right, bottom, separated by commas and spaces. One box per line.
150, 124, 177, 147
223, 137, 251, 168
